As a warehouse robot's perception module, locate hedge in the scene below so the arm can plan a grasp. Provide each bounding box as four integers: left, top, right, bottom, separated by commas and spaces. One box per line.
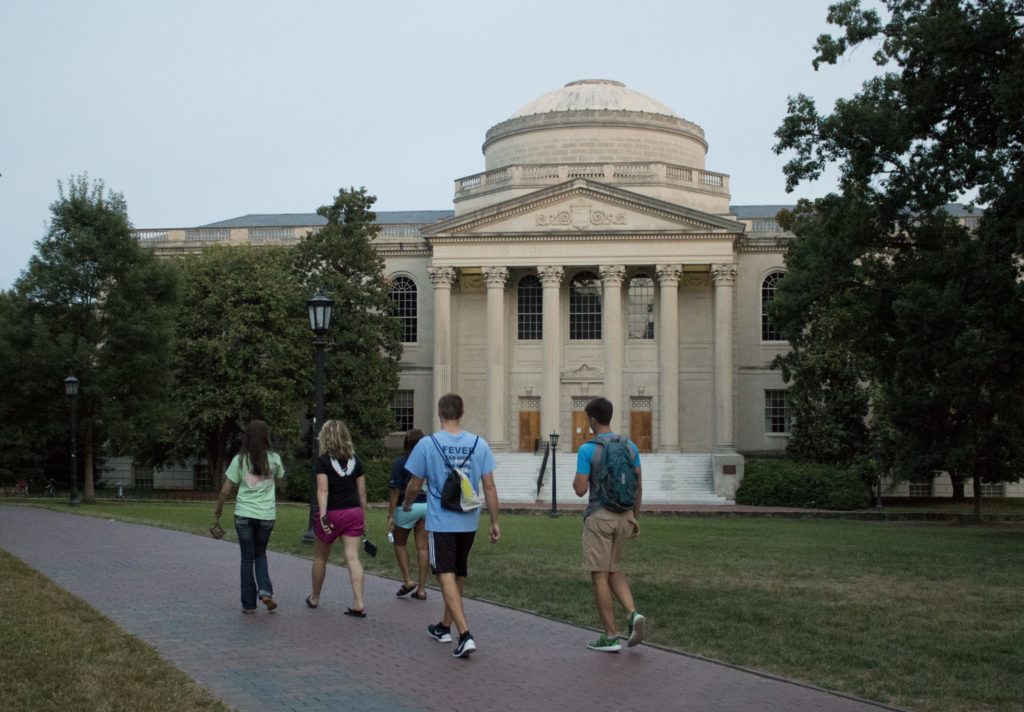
736, 458, 871, 510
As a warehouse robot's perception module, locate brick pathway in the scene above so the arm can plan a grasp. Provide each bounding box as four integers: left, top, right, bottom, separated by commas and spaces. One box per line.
0, 506, 898, 712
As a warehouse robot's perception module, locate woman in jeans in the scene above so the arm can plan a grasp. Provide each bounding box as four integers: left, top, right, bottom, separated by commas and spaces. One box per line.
305, 419, 368, 616
214, 420, 286, 614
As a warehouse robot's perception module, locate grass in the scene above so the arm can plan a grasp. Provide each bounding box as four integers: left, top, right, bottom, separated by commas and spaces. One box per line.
9, 499, 1024, 712
0, 547, 231, 712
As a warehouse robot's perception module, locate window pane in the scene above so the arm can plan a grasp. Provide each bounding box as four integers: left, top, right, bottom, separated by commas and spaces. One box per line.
628, 274, 655, 340
390, 276, 417, 343
764, 389, 791, 433
517, 275, 543, 340
389, 389, 414, 432
570, 271, 602, 340
762, 271, 784, 341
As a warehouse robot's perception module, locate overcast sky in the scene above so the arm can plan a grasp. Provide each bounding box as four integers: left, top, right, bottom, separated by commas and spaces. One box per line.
0, 0, 882, 289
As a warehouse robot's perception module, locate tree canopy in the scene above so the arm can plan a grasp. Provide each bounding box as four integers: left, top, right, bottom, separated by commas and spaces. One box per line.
773, 0, 1024, 512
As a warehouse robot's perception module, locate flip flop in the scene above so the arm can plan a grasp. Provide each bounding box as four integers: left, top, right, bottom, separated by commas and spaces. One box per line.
305, 595, 318, 609
396, 583, 416, 597
344, 608, 367, 618
413, 590, 427, 600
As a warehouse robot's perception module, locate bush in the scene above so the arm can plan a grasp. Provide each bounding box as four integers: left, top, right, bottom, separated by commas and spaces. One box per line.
736, 458, 871, 510
282, 456, 393, 504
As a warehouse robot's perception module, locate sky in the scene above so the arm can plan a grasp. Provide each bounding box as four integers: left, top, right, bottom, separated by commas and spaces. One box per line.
0, 0, 883, 290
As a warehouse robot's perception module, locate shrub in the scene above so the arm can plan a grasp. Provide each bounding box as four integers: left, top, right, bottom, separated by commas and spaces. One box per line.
736, 458, 871, 510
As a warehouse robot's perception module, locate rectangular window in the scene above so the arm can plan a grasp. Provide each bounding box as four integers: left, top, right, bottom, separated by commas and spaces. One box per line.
908, 482, 932, 497
980, 482, 1005, 497
765, 390, 791, 434
389, 390, 414, 432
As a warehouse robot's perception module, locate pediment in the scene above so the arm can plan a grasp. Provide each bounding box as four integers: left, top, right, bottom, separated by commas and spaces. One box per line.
422, 179, 744, 239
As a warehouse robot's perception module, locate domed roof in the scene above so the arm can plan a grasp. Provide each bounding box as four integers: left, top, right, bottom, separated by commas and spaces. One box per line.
511, 79, 678, 119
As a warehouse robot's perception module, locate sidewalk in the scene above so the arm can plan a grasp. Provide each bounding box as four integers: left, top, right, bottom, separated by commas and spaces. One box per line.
0, 506, 897, 712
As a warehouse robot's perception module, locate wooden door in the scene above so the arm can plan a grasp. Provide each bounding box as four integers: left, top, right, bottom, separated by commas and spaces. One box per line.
630, 411, 653, 453
572, 411, 592, 452
518, 410, 540, 452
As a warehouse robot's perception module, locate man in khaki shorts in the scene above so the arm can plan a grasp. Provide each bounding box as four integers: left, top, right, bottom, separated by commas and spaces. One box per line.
572, 396, 647, 652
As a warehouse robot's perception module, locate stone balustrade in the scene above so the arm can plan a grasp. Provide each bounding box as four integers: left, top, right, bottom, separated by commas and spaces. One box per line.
454, 161, 729, 198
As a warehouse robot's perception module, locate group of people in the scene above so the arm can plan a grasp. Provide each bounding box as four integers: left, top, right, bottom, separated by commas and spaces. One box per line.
212, 393, 646, 658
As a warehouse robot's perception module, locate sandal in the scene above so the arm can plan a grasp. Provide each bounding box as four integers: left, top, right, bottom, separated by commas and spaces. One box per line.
305, 595, 318, 609
344, 608, 367, 618
396, 583, 416, 597
261, 595, 278, 613
413, 590, 427, 600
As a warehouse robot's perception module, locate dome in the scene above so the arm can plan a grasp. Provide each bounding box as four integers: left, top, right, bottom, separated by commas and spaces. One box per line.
511, 79, 679, 119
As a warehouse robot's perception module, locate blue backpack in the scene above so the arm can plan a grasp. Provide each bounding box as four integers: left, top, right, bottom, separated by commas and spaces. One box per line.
588, 435, 638, 513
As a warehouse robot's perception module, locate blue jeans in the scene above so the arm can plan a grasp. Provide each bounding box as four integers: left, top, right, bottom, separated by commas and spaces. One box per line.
234, 515, 275, 610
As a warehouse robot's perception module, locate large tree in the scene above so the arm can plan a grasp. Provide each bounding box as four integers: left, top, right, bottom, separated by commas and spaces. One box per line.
294, 187, 401, 457
171, 245, 309, 481
773, 0, 1024, 515
9, 175, 177, 501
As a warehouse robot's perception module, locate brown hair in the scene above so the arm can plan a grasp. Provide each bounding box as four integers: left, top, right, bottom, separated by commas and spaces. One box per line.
240, 420, 272, 478
403, 428, 425, 454
437, 393, 464, 422
584, 397, 613, 426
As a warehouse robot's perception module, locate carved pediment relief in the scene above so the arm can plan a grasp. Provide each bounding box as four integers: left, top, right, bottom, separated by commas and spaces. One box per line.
562, 363, 604, 382
535, 200, 627, 230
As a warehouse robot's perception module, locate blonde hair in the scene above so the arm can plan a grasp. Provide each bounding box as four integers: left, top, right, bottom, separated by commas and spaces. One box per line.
319, 420, 354, 459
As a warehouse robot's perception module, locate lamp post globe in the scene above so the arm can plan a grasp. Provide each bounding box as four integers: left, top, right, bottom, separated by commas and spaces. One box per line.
303, 293, 334, 543
64, 376, 80, 507
549, 431, 560, 517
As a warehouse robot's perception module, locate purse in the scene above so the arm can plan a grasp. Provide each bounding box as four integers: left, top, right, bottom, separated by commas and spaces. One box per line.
362, 537, 378, 557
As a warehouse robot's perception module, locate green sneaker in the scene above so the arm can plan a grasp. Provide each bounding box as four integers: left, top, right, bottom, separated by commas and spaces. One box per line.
587, 633, 621, 652
627, 611, 647, 647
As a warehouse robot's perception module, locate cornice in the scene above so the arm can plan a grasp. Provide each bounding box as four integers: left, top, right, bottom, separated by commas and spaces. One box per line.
428, 230, 740, 244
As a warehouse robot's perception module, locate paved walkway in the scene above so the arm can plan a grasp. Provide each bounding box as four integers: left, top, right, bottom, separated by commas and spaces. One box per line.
0, 506, 897, 712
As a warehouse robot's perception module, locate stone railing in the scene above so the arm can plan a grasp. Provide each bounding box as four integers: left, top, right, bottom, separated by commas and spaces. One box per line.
454, 162, 729, 198
134, 222, 430, 251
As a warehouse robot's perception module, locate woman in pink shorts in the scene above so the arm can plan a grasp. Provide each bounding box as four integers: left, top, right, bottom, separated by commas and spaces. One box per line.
305, 420, 368, 616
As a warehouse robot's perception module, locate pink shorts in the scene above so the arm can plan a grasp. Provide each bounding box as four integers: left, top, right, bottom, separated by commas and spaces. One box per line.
314, 507, 364, 544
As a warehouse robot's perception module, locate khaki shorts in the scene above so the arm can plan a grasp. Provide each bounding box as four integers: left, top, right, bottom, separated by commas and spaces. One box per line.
582, 507, 636, 573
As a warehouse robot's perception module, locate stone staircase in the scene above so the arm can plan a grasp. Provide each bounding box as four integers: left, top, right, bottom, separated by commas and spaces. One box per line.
491, 451, 732, 505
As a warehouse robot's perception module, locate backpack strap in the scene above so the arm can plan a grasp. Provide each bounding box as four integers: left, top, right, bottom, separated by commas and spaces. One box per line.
459, 437, 479, 469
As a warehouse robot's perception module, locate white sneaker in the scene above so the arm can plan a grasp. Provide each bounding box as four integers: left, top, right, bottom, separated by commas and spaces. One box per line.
627, 611, 647, 647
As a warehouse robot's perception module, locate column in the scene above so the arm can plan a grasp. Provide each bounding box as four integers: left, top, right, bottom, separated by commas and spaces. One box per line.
538, 265, 563, 446
656, 264, 682, 452
428, 266, 456, 409
482, 266, 509, 449
711, 264, 737, 451
599, 265, 626, 432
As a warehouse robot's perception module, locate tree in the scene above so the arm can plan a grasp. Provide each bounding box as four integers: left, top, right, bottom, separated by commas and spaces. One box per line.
773, 1, 1024, 516
294, 187, 401, 457
11, 175, 177, 501
171, 245, 309, 481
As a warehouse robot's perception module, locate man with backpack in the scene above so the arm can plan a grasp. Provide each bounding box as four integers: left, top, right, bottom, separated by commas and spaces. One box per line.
402, 393, 501, 659
573, 396, 647, 652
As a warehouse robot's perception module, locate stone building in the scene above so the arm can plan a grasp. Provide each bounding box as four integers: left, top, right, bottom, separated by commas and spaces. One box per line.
137, 80, 1009, 501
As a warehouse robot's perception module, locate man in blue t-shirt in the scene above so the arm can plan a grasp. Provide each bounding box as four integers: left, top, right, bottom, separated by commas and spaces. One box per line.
573, 396, 646, 653
403, 393, 500, 659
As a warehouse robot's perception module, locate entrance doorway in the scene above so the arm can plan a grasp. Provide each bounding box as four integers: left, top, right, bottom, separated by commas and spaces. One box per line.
630, 411, 652, 452
572, 411, 591, 452
519, 410, 540, 452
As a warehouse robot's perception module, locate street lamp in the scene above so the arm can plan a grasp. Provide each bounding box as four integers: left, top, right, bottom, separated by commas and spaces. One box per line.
64, 376, 80, 507
549, 431, 560, 518
303, 292, 334, 543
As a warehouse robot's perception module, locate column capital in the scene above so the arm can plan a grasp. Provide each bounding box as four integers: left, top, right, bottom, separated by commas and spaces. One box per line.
482, 266, 510, 288
711, 264, 738, 286
599, 264, 626, 286
655, 264, 683, 286
427, 266, 456, 287
537, 265, 564, 287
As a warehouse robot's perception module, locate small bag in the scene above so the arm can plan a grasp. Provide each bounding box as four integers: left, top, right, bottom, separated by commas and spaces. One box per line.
430, 435, 481, 512
362, 537, 378, 557
209, 521, 225, 540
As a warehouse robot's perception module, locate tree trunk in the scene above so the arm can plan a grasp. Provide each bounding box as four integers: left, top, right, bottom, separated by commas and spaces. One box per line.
206, 428, 227, 487
950, 471, 966, 501
83, 421, 96, 504
972, 473, 982, 521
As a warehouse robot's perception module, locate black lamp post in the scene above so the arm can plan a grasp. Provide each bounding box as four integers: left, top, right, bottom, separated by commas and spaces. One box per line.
64, 376, 80, 507
303, 292, 334, 543
549, 431, 560, 518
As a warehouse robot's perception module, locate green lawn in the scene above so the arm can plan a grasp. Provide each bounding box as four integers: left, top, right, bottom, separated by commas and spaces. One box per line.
9, 500, 1024, 712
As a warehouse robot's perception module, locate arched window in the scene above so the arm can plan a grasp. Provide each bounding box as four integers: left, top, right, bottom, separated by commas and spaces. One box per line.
517, 275, 543, 340
389, 275, 417, 343
570, 271, 602, 340
628, 274, 655, 340
761, 271, 785, 341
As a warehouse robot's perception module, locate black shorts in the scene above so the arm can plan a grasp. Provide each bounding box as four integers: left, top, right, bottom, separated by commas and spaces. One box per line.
428, 531, 476, 577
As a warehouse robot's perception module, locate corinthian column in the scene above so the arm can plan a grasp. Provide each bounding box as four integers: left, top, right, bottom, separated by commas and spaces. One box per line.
428, 266, 456, 408
656, 264, 682, 452
600, 265, 626, 432
538, 265, 563, 446
711, 264, 738, 452
482, 266, 509, 449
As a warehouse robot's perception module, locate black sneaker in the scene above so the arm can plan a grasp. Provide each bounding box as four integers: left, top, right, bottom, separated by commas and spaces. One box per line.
427, 622, 452, 643
453, 632, 476, 658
